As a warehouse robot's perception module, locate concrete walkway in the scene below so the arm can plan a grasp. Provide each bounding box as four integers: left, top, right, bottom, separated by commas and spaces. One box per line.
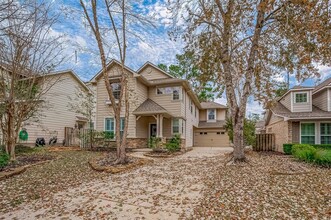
1, 147, 232, 220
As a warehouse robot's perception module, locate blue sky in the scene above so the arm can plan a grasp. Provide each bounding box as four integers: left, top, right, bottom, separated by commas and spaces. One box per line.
50, 1, 331, 116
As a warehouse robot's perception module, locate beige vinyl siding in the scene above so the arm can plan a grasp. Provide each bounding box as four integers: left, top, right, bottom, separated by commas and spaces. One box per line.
292, 90, 312, 112
280, 93, 291, 111
139, 66, 170, 80
313, 89, 328, 111
95, 64, 143, 138
217, 109, 226, 120
149, 87, 183, 117
184, 91, 199, 147
23, 73, 88, 143
329, 89, 331, 111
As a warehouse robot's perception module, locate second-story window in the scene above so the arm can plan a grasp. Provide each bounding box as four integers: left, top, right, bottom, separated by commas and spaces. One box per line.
173, 87, 180, 100
295, 93, 308, 103
111, 82, 121, 99
207, 109, 216, 121
190, 99, 193, 114
157, 86, 182, 100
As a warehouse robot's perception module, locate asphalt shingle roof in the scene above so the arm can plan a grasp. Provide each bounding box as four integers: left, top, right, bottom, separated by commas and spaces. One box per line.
133, 99, 168, 114
200, 102, 228, 109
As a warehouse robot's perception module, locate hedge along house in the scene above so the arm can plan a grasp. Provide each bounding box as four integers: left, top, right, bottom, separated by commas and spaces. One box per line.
265, 78, 331, 152
89, 60, 230, 149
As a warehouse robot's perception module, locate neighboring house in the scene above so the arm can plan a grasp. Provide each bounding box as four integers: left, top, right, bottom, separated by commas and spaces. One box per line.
22, 70, 92, 144
255, 120, 266, 134
90, 60, 230, 149
265, 79, 331, 152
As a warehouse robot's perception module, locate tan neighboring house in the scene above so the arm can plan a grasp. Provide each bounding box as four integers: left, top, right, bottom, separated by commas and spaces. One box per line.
90, 60, 230, 149
265, 78, 331, 152
22, 70, 91, 144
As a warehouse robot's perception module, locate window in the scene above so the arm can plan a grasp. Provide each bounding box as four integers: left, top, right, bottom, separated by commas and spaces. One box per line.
217, 132, 221, 135
295, 93, 308, 103
120, 118, 125, 138
190, 99, 193, 114
172, 118, 180, 134
157, 86, 182, 100
89, 122, 94, 129
105, 117, 125, 138
111, 82, 121, 99
105, 118, 114, 132
321, 123, 331, 144
207, 109, 216, 121
301, 123, 315, 144
173, 87, 180, 100
195, 107, 197, 118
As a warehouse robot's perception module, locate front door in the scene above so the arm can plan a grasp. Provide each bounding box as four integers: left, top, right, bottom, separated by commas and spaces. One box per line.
150, 124, 157, 138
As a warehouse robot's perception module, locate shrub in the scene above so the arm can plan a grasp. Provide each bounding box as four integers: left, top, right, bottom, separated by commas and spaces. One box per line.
314, 149, 331, 167
0, 151, 9, 170
103, 131, 114, 140
165, 134, 181, 152
283, 144, 293, 155
292, 144, 317, 162
148, 137, 162, 149
312, 144, 331, 150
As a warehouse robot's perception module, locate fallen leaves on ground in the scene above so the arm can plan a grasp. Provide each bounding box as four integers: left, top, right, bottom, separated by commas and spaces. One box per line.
0, 150, 106, 213
193, 151, 331, 219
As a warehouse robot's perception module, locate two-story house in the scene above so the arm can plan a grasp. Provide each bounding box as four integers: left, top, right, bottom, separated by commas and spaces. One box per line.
265, 78, 331, 152
90, 60, 230, 149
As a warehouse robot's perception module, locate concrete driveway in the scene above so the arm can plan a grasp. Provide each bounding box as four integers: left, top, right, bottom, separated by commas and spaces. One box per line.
1, 147, 232, 220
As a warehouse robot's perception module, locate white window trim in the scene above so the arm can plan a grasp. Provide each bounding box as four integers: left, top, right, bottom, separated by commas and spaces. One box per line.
299, 122, 316, 144
294, 91, 309, 104
207, 109, 216, 122
320, 122, 331, 144
171, 118, 183, 135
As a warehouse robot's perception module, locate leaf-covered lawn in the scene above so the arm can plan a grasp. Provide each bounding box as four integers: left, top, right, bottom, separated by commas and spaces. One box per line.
193, 152, 331, 219
0, 149, 106, 213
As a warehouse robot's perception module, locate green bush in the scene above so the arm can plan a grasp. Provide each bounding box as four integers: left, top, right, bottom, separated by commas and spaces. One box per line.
0, 151, 9, 170
314, 149, 331, 167
292, 144, 317, 162
148, 137, 162, 149
165, 134, 181, 152
283, 144, 293, 155
312, 144, 331, 150
103, 131, 114, 140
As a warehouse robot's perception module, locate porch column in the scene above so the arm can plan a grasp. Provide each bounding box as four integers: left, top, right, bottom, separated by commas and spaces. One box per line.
156, 114, 160, 137
159, 114, 163, 138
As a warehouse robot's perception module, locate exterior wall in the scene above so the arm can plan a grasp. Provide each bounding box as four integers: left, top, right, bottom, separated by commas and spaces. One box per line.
139, 66, 170, 80
266, 119, 290, 152
280, 93, 292, 111
23, 73, 88, 144
313, 89, 328, 111
329, 89, 331, 111
292, 90, 312, 112
148, 86, 183, 118
199, 109, 226, 121
184, 91, 199, 148
95, 64, 146, 138
292, 121, 300, 143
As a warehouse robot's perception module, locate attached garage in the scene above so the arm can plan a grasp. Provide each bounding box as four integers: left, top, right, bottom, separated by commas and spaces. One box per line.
194, 129, 230, 147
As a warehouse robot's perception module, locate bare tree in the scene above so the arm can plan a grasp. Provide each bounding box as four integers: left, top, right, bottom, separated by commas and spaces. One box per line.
171, 0, 331, 161
80, 0, 131, 164
0, 0, 64, 160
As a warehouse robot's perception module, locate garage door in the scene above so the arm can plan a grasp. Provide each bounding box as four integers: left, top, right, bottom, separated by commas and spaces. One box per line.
194, 130, 230, 147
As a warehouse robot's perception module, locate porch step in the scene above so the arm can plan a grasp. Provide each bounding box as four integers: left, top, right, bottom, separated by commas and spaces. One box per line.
131, 148, 152, 152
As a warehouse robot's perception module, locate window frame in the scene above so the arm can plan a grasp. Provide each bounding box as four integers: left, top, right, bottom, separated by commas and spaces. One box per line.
172, 118, 180, 134
320, 123, 331, 144
207, 109, 216, 122
109, 82, 121, 100
294, 92, 308, 103
300, 122, 315, 144
104, 117, 125, 139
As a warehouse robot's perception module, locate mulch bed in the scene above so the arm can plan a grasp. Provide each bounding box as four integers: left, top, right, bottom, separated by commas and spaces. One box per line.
89, 153, 152, 173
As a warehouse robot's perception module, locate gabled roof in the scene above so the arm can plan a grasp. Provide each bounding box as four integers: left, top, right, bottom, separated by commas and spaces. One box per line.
137, 62, 174, 79
313, 77, 331, 94
90, 59, 137, 82
278, 86, 314, 100
200, 102, 228, 109
133, 98, 169, 115
44, 70, 90, 92
266, 102, 331, 124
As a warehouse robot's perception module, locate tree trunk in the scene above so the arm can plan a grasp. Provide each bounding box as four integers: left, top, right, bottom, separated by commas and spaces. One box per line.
232, 115, 246, 161
6, 109, 16, 160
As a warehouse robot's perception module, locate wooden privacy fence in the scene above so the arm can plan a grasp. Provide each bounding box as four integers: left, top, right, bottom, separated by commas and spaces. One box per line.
64, 127, 80, 146
254, 133, 275, 151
